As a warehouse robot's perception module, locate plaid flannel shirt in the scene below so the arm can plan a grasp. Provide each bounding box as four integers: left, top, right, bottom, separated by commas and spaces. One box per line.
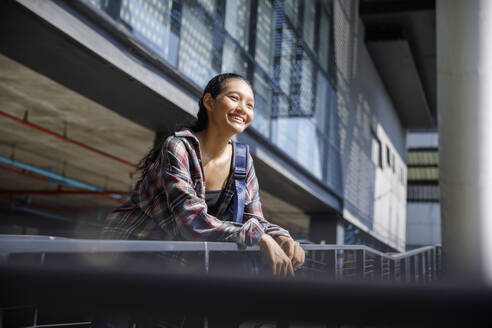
102, 129, 291, 246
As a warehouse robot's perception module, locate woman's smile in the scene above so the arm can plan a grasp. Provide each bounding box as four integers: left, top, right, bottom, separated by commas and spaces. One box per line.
228, 113, 246, 124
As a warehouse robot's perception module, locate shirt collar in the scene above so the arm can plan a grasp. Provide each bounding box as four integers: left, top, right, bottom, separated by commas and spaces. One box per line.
174, 128, 197, 139
174, 128, 201, 150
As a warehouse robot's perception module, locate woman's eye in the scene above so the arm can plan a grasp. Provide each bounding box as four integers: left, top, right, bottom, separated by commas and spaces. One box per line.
230, 95, 239, 101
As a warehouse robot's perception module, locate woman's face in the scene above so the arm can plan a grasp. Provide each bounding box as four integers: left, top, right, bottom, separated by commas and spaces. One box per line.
204, 78, 255, 136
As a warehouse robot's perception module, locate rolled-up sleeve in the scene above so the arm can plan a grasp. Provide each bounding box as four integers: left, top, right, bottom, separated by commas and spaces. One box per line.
162, 137, 265, 246
243, 153, 291, 239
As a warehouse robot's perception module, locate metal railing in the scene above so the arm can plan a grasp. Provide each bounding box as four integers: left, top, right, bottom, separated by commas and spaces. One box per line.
0, 235, 443, 327
0, 235, 441, 282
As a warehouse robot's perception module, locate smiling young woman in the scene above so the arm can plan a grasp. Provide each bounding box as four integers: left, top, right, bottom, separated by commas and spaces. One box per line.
101, 73, 304, 276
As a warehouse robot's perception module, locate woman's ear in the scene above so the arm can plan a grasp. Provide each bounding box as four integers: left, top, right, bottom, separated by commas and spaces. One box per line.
203, 93, 214, 113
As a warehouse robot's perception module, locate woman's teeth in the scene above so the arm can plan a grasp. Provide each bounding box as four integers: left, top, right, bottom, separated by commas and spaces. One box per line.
229, 115, 244, 123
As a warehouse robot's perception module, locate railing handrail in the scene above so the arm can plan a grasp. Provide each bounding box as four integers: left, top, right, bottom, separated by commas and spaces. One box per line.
0, 235, 256, 257
0, 234, 440, 262
391, 245, 440, 260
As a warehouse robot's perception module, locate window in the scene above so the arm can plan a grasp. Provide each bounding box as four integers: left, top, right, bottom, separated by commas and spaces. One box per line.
318, 6, 330, 72
371, 133, 382, 168
95, 0, 177, 65
298, 53, 315, 115
278, 23, 296, 96
224, 0, 251, 50
252, 71, 273, 137
197, 0, 215, 14
386, 145, 391, 167
178, 4, 217, 87
222, 37, 249, 77
302, 0, 316, 52
284, 0, 299, 28
314, 70, 329, 133
255, 0, 275, 76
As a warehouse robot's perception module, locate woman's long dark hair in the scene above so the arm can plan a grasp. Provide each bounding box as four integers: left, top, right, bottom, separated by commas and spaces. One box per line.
137, 73, 252, 179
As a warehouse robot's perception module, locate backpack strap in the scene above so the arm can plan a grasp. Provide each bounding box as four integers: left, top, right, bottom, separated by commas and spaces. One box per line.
232, 142, 249, 224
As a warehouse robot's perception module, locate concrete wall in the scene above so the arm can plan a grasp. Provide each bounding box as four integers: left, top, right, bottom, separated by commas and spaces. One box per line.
334, 0, 407, 251
406, 202, 441, 248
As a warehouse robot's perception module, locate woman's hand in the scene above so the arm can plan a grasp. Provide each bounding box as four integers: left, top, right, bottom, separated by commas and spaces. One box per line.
258, 234, 294, 276
275, 235, 305, 271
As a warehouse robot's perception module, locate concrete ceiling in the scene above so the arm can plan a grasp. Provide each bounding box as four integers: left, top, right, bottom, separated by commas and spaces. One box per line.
0, 53, 310, 236
360, 0, 437, 129
0, 53, 155, 227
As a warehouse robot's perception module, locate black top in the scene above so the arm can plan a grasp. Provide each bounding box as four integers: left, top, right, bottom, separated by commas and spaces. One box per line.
205, 189, 223, 214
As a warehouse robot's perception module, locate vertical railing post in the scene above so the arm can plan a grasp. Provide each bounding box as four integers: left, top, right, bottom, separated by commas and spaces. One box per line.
355, 249, 366, 281
429, 249, 434, 281
374, 254, 382, 280
426, 251, 432, 281
426, 252, 430, 282
431, 250, 436, 280
308, 249, 316, 278
389, 259, 396, 281
398, 258, 402, 281
314, 250, 320, 279
401, 258, 408, 283
419, 253, 426, 283
432, 248, 437, 281
423, 253, 428, 283
409, 256, 416, 283
204, 242, 209, 274
336, 249, 344, 280
436, 246, 442, 280
320, 247, 326, 272
333, 249, 338, 280
422, 252, 427, 282
324, 249, 336, 280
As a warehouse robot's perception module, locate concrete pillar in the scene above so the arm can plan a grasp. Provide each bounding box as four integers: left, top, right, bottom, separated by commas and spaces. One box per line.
309, 213, 344, 244
437, 0, 492, 283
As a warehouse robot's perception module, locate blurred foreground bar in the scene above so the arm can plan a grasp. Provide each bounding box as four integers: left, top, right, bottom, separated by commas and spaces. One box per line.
1, 263, 492, 327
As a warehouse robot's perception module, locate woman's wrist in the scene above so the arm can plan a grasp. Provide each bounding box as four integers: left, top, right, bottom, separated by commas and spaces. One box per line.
258, 233, 274, 247
274, 235, 292, 243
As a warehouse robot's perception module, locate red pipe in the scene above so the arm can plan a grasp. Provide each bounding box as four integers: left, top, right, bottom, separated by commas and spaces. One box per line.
0, 110, 138, 169
0, 190, 131, 195
0, 164, 126, 204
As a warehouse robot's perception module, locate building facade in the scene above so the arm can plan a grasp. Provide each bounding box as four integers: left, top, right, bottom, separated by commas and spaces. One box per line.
406, 132, 440, 250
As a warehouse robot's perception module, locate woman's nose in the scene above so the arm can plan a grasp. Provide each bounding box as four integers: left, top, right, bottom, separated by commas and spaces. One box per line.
235, 102, 247, 113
